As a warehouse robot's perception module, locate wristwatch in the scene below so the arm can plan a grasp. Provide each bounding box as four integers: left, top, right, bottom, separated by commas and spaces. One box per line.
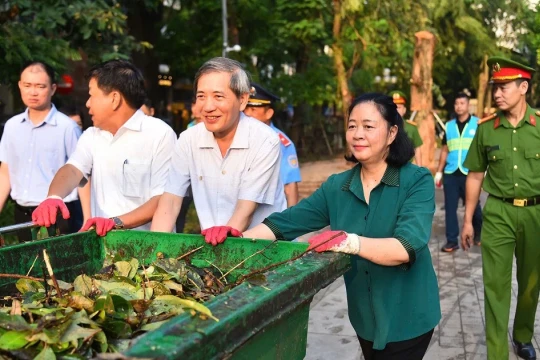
110, 217, 124, 229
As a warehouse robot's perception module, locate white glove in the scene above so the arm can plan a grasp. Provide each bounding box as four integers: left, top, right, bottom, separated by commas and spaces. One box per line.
434, 172, 443, 187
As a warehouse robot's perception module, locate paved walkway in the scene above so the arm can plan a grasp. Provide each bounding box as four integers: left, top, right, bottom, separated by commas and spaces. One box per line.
299, 161, 540, 360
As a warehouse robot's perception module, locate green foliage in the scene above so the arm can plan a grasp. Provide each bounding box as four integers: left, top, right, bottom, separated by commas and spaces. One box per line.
0, 201, 17, 245
0, 0, 149, 85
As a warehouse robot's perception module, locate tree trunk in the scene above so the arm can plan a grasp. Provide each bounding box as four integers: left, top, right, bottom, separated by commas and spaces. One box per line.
125, 1, 163, 115
331, 0, 352, 134
476, 54, 489, 117
410, 31, 436, 173
228, 0, 240, 47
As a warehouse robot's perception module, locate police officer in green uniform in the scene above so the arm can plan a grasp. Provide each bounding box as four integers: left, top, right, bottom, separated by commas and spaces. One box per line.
390, 91, 423, 166
461, 56, 540, 360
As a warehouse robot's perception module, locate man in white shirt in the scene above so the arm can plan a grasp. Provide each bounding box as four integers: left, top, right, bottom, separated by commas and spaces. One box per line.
0, 61, 83, 240
151, 57, 286, 245
32, 60, 176, 235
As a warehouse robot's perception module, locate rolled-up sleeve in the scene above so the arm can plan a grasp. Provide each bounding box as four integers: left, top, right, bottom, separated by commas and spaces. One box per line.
238, 137, 282, 205
150, 128, 177, 197
164, 132, 191, 197
393, 168, 435, 268
67, 129, 94, 180
264, 175, 333, 240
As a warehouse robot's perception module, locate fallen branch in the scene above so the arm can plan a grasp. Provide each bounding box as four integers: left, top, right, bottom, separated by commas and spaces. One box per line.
205, 260, 228, 285
43, 249, 63, 298
26, 254, 40, 276
233, 231, 345, 287
0, 274, 44, 281
220, 240, 278, 280
177, 246, 204, 260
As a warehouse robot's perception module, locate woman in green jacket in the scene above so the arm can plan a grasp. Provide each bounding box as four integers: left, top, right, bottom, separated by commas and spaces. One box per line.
243, 93, 441, 360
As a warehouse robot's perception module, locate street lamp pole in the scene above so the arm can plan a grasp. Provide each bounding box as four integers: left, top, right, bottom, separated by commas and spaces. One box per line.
374, 68, 398, 91
222, 0, 228, 57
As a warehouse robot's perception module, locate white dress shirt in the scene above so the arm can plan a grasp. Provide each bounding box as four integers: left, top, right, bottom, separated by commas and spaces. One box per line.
165, 113, 286, 230
0, 105, 81, 206
67, 110, 176, 230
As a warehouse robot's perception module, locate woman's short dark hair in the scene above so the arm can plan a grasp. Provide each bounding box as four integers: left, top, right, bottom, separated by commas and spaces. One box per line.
344, 93, 415, 167
87, 60, 146, 110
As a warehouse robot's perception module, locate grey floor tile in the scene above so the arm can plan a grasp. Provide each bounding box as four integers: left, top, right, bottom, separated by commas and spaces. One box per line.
305, 333, 361, 360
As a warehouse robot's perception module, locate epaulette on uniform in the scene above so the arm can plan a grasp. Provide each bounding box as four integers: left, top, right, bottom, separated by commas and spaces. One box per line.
477, 113, 497, 125
406, 120, 418, 126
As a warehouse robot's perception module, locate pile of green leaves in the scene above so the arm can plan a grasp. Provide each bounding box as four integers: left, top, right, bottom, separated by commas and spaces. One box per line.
0, 256, 222, 359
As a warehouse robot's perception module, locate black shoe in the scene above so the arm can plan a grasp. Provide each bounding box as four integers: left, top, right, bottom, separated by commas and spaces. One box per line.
441, 243, 459, 252
513, 340, 537, 360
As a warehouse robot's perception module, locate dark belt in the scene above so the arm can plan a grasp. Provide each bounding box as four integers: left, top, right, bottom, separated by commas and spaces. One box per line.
491, 195, 540, 207
15, 201, 77, 214
14, 203, 37, 215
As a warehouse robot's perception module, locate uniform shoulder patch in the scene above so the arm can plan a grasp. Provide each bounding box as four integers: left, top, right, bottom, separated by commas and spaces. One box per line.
406, 120, 418, 126
288, 155, 299, 168
477, 113, 497, 125
278, 132, 291, 147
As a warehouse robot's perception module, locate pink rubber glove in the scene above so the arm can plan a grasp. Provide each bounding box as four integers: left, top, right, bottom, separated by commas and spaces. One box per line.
307, 230, 361, 255
80, 217, 115, 237
201, 226, 242, 246
32, 197, 70, 227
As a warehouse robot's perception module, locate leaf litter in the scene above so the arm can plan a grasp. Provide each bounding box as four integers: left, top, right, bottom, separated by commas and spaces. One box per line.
0, 253, 228, 359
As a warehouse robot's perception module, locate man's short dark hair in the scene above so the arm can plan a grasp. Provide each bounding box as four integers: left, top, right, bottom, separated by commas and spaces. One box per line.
455, 92, 470, 102
142, 98, 153, 109
87, 60, 146, 110
344, 93, 415, 167
60, 104, 84, 118
20, 61, 56, 85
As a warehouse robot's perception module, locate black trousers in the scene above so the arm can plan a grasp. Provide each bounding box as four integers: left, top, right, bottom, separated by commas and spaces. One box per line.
358, 329, 434, 360
175, 196, 192, 233
14, 200, 83, 242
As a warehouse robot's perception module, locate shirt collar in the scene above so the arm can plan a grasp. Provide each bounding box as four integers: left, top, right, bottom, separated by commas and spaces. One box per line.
21, 104, 58, 126
497, 105, 536, 129
121, 110, 144, 132
341, 164, 400, 191
455, 114, 471, 124
199, 113, 250, 149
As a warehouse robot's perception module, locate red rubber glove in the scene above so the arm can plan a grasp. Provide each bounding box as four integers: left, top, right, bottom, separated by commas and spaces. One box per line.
307, 230, 361, 255
80, 217, 115, 237
201, 226, 242, 246
32, 197, 70, 227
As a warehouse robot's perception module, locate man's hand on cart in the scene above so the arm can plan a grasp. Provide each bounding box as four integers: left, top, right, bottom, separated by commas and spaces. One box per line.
80, 217, 115, 237
32, 196, 70, 227
202, 226, 242, 246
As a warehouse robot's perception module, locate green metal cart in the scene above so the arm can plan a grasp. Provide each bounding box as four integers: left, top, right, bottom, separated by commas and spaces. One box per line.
0, 228, 350, 359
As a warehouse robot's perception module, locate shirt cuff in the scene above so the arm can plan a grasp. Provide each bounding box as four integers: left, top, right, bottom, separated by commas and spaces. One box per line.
239, 191, 274, 206
395, 235, 416, 271
262, 218, 285, 240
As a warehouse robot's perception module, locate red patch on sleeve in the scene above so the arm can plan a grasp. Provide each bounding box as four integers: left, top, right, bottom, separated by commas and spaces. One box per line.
278, 133, 291, 146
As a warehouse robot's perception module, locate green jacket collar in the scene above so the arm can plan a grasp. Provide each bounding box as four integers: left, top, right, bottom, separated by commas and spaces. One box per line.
497, 104, 538, 128
341, 164, 400, 192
